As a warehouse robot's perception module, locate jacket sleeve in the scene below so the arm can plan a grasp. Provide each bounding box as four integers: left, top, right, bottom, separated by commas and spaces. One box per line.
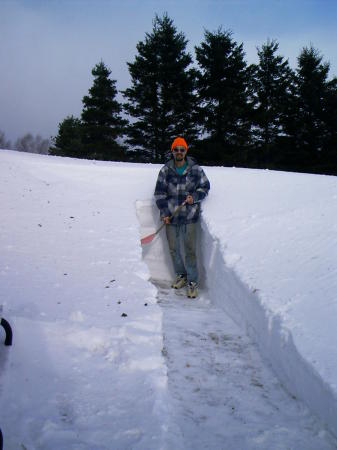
193, 167, 210, 203
154, 167, 170, 218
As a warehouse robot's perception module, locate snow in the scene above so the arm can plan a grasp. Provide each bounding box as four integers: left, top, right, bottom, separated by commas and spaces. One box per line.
0, 149, 336, 449
201, 167, 337, 436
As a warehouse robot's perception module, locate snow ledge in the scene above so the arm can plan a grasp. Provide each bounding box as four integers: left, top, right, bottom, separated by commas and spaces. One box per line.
201, 217, 337, 439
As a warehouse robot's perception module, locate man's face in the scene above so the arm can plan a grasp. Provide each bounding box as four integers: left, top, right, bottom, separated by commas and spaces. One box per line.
173, 146, 186, 162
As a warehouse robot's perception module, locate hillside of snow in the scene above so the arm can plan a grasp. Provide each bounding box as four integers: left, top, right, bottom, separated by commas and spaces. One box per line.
0, 150, 336, 449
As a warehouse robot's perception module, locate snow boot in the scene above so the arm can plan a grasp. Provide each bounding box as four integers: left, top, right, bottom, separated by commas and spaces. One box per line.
171, 274, 187, 289
187, 282, 198, 298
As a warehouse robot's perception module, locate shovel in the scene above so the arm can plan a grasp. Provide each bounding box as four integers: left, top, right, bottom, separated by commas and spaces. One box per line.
141, 201, 186, 245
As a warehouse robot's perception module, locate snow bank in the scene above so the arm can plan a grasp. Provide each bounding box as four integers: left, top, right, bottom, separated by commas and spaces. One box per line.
201, 216, 337, 437
201, 167, 337, 438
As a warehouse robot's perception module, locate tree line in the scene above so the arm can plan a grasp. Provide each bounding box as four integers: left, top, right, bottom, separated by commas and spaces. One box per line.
49, 14, 337, 175
0, 131, 50, 155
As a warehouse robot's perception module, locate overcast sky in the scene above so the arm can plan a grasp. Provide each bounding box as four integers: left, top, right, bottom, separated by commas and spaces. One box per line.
1, 0, 337, 143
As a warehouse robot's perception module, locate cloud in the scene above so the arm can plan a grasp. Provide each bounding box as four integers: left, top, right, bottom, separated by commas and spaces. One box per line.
1, 0, 336, 142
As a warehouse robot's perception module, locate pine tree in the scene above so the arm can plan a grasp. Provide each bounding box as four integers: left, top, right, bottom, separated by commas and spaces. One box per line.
195, 28, 251, 166
322, 77, 337, 174
81, 61, 127, 161
123, 14, 198, 162
250, 39, 294, 168
50, 116, 83, 157
285, 46, 331, 172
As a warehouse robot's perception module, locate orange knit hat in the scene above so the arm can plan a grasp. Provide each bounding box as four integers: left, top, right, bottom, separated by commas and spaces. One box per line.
171, 137, 188, 152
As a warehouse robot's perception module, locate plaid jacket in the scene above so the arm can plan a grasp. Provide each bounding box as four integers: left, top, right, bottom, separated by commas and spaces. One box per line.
154, 156, 210, 224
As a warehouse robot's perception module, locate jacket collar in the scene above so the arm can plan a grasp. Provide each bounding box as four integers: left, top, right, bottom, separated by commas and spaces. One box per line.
166, 156, 195, 173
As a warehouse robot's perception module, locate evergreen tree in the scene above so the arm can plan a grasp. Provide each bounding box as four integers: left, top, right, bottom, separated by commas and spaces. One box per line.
50, 116, 83, 157
285, 46, 331, 172
195, 28, 251, 166
322, 77, 337, 174
250, 40, 294, 168
81, 61, 127, 161
123, 13, 198, 162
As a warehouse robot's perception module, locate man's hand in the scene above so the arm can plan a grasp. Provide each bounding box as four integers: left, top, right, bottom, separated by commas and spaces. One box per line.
186, 195, 194, 205
163, 216, 170, 224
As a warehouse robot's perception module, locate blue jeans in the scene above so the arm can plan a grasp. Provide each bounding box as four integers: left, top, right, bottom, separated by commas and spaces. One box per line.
166, 223, 198, 283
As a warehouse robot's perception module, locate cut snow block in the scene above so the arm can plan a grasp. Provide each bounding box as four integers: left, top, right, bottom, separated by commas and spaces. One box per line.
136, 199, 174, 284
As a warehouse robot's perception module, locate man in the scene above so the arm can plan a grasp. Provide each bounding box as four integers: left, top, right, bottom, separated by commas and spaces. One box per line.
154, 137, 210, 298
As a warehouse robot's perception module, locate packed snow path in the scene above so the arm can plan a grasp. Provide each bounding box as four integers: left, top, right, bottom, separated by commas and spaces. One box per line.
154, 284, 336, 450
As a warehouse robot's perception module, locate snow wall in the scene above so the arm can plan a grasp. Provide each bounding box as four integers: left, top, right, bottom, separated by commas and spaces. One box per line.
200, 218, 337, 439
136, 199, 337, 439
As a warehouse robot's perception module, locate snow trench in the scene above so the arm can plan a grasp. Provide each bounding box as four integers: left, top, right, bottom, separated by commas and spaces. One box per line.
136, 199, 337, 440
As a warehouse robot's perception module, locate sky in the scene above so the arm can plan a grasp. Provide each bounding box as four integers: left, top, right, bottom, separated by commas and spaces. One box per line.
1, 0, 337, 143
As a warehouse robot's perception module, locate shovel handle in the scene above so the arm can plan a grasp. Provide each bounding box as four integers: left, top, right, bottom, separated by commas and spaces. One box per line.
140, 201, 187, 245
154, 201, 187, 235
169, 200, 186, 220
158, 201, 186, 231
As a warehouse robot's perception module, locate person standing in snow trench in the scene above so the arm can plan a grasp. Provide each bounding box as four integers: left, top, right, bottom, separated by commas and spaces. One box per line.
154, 137, 210, 298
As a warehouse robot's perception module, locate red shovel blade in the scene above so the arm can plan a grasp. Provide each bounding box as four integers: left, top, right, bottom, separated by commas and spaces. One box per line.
141, 233, 156, 245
